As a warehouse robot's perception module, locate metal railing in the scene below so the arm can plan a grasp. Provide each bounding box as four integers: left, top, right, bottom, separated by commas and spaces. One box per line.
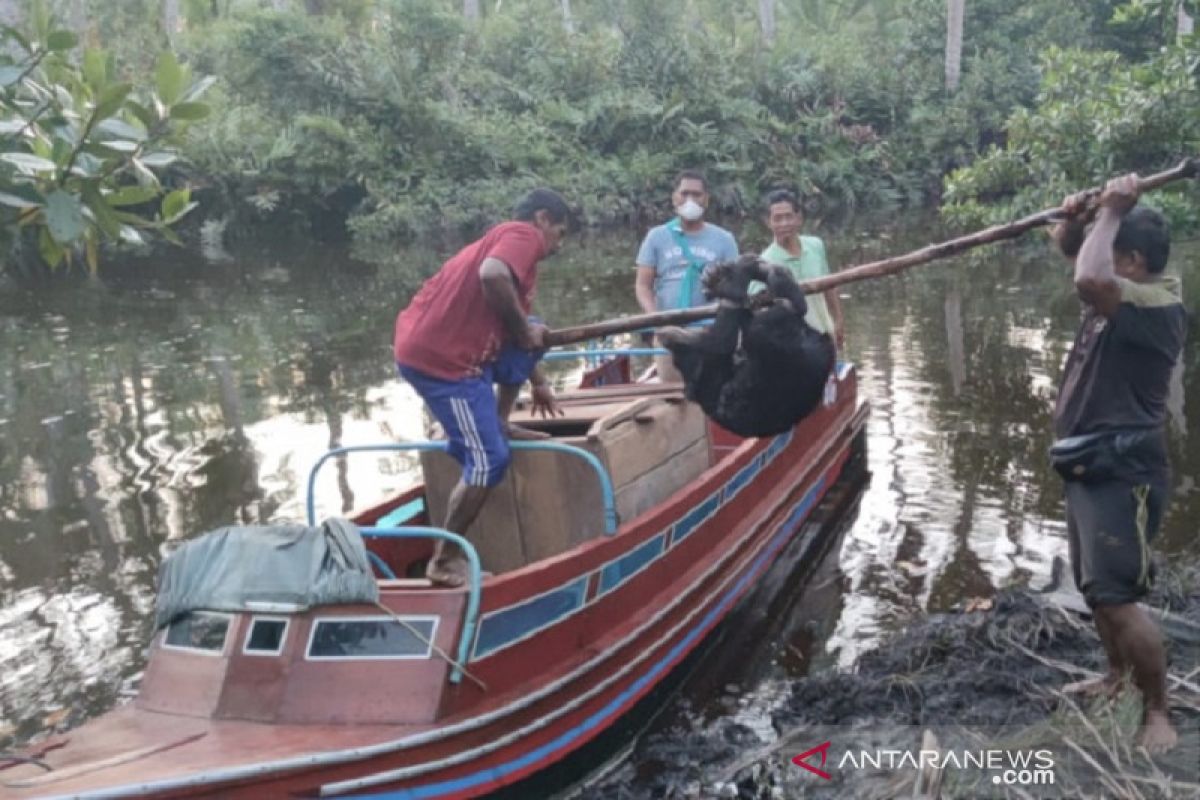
304, 441, 620, 681
305, 442, 617, 534
358, 525, 481, 685
542, 347, 668, 361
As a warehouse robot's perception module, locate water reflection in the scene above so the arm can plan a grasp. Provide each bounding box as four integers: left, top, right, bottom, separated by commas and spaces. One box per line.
0, 228, 1194, 750
826, 242, 1197, 669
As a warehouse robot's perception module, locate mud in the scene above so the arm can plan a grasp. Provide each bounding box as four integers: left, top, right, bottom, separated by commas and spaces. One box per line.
582, 565, 1200, 800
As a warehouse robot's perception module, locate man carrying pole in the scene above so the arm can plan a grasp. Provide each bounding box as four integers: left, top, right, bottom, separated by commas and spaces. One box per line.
1050, 174, 1188, 752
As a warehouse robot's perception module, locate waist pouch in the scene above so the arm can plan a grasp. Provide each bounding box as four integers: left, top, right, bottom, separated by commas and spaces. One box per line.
1049, 429, 1165, 483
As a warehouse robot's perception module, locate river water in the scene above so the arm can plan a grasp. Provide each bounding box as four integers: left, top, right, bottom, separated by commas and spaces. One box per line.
0, 221, 1196, 777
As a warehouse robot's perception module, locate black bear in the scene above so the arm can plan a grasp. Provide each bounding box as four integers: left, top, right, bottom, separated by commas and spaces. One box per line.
658, 255, 835, 438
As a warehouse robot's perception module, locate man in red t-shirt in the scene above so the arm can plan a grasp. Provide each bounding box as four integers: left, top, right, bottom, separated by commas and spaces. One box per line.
395, 188, 570, 586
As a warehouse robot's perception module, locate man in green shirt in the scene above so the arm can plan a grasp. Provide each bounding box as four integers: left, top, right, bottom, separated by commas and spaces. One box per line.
757, 189, 844, 348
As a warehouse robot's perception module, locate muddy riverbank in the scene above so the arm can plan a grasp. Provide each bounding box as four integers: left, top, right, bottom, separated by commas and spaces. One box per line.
580, 561, 1200, 799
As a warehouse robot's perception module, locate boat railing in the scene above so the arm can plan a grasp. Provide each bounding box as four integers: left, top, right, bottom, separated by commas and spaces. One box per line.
305, 442, 617, 534
541, 347, 667, 362
305, 442, 619, 684
358, 525, 481, 685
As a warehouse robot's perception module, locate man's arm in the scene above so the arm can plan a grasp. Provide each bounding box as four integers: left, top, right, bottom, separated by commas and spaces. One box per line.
635, 265, 658, 314
1075, 174, 1138, 318
480, 257, 544, 349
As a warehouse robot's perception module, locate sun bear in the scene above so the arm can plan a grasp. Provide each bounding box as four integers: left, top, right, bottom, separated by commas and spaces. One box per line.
658, 255, 835, 438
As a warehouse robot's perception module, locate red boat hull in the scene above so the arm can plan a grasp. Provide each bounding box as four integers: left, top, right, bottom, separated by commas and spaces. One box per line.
2, 368, 867, 799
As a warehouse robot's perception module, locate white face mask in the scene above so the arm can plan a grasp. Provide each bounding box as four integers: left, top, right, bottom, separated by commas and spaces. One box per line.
675, 199, 704, 222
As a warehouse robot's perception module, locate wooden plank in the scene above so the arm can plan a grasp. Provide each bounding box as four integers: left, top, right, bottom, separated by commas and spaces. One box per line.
513, 447, 606, 563
419, 450, 527, 574
590, 398, 707, 486
418, 393, 709, 573
533, 383, 683, 405
613, 436, 710, 522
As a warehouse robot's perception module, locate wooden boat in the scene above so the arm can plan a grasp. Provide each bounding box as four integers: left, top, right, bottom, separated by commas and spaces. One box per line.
2, 353, 868, 799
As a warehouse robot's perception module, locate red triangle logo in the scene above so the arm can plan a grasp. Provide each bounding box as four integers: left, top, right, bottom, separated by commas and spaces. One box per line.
791, 741, 832, 780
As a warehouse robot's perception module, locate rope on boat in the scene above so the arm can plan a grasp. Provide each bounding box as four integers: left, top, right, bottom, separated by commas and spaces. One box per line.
372, 601, 489, 692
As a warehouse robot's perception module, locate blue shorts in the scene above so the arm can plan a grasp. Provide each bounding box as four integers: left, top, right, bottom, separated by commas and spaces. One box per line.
399, 345, 541, 488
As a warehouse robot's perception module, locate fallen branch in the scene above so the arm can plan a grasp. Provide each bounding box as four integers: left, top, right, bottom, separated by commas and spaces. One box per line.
546, 158, 1200, 347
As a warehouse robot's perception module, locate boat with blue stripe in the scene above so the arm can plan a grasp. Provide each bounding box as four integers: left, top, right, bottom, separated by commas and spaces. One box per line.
3, 354, 868, 799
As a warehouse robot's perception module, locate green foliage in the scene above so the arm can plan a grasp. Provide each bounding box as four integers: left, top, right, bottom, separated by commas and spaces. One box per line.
943, 40, 1200, 232
0, 3, 214, 272
177, 0, 923, 244
55, 0, 1194, 249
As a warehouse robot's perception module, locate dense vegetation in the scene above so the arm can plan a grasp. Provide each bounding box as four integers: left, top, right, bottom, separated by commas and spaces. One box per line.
0, 0, 1196, 271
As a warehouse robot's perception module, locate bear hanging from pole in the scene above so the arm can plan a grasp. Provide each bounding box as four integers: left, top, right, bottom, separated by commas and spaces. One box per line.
658, 255, 835, 438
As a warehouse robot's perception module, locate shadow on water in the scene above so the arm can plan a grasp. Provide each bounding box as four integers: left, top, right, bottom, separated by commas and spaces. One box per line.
0, 219, 1196, 785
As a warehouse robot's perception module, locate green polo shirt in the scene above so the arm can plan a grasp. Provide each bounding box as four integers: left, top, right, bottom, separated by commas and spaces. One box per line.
756, 237, 836, 335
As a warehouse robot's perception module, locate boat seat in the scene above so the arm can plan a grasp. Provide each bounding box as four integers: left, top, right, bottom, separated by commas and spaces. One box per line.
418, 394, 710, 573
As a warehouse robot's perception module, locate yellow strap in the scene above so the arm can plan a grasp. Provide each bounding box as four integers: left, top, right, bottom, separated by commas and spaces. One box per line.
1133, 484, 1151, 589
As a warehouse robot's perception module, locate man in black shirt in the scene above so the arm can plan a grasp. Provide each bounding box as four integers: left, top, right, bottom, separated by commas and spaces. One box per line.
1051, 174, 1188, 752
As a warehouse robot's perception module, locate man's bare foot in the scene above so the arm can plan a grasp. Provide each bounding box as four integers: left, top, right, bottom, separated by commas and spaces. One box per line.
426, 556, 470, 588
504, 422, 550, 440
1138, 710, 1178, 754
1062, 674, 1125, 699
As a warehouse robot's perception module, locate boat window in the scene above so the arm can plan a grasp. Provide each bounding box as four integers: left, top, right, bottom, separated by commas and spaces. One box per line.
243, 617, 289, 656
306, 616, 437, 660
163, 611, 231, 654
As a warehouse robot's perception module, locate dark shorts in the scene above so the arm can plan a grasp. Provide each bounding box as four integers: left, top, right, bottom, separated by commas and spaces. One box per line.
1065, 477, 1168, 608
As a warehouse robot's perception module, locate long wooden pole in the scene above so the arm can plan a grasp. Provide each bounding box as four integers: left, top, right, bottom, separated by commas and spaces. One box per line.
546, 158, 1199, 347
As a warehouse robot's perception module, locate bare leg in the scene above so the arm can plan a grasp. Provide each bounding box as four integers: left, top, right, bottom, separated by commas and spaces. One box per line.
1095, 604, 1177, 752
1063, 611, 1129, 698
496, 383, 549, 439
426, 481, 491, 587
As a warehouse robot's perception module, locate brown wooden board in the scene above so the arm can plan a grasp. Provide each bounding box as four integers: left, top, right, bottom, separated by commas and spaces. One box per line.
420, 449, 529, 574
418, 395, 710, 574
513, 446, 607, 563
588, 397, 707, 486
612, 436, 709, 521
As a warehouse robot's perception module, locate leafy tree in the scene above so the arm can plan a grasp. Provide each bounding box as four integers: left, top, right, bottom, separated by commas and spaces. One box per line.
77, 0, 1183, 251
0, 1, 214, 274
943, 39, 1200, 231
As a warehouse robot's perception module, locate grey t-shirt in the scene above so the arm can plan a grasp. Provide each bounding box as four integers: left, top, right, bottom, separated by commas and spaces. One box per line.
636, 221, 738, 310
1053, 275, 1188, 440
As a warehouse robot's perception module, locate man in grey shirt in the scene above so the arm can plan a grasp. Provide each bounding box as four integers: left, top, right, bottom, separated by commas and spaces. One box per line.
634, 169, 739, 382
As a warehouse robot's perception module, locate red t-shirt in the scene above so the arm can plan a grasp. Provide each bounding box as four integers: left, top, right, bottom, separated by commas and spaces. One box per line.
394, 221, 546, 380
